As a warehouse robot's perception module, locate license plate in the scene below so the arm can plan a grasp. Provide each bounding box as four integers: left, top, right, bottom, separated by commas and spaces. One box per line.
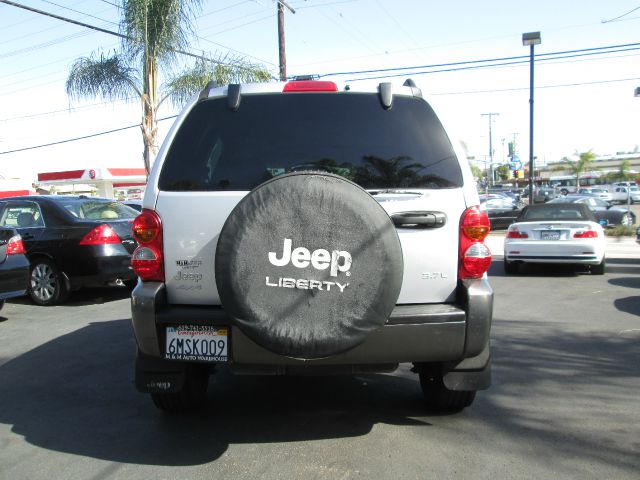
541, 230, 560, 240
165, 325, 228, 362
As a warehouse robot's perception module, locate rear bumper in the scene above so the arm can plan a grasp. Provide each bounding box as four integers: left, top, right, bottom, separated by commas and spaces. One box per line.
504, 240, 605, 265
131, 278, 493, 368
0, 254, 30, 300
66, 252, 136, 288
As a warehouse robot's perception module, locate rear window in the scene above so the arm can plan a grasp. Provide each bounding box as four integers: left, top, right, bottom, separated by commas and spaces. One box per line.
519, 205, 594, 222
159, 93, 462, 191
58, 199, 138, 220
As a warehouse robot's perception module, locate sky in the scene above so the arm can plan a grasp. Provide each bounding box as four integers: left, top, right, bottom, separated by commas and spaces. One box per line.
1, 0, 640, 183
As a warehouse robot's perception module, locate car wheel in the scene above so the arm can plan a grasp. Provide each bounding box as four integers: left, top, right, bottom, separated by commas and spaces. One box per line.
419, 366, 476, 411
504, 259, 518, 274
29, 258, 69, 306
0, 300, 4, 312
215, 172, 404, 360
591, 257, 606, 275
123, 279, 138, 290
151, 364, 209, 413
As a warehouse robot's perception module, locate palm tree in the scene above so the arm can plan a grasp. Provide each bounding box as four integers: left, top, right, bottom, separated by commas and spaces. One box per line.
553, 150, 597, 190
66, 0, 272, 175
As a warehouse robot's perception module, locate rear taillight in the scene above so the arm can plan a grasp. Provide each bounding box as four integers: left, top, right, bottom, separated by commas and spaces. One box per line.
282, 80, 338, 92
131, 210, 164, 282
79, 224, 121, 245
459, 206, 492, 279
6, 235, 26, 255
506, 229, 529, 239
574, 230, 598, 238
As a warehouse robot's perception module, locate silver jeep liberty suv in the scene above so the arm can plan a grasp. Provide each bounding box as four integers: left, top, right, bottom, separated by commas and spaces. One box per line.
130, 79, 493, 412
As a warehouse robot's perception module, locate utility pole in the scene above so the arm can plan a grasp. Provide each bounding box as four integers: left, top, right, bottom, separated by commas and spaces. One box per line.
277, 1, 296, 81
481, 113, 499, 186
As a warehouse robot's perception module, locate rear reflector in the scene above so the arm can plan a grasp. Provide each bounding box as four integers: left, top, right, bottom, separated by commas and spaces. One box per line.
79, 224, 121, 245
461, 243, 493, 278
132, 246, 163, 282
283, 80, 338, 92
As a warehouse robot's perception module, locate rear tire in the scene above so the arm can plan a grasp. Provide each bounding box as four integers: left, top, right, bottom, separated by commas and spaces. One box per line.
151, 364, 209, 413
591, 257, 606, 275
29, 258, 69, 306
504, 259, 518, 274
419, 367, 476, 411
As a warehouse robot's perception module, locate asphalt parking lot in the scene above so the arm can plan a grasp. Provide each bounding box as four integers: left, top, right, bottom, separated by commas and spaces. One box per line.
1, 239, 639, 480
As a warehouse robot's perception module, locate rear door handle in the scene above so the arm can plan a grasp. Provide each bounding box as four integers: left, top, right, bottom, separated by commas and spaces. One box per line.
391, 211, 447, 228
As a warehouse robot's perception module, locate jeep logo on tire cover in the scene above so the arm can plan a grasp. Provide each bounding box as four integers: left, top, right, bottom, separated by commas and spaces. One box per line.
268, 238, 352, 276
266, 238, 352, 293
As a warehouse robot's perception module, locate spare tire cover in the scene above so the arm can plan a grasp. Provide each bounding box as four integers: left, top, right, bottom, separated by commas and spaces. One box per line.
215, 172, 403, 359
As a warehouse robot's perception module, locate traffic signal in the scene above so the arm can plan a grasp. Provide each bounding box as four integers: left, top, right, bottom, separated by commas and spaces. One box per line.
513, 170, 519, 178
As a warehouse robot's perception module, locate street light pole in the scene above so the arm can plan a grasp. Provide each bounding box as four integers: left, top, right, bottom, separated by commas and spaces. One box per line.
482, 112, 499, 187
523, 31, 541, 205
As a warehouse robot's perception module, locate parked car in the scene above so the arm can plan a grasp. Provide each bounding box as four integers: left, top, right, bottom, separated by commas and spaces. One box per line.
576, 188, 612, 201
487, 187, 521, 204
122, 199, 142, 211
547, 195, 635, 227
479, 194, 522, 229
0, 196, 139, 306
533, 187, 559, 203
0, 227, 30, 311
131, 79, 494, 413
610, 185, 640, 204
504, 203, 606, 275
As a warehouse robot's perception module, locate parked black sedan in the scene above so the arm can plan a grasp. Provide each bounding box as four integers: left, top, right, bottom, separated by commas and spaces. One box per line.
479, 194, 523, 229
547, 195, 635, 227
0, 227, 30, 311
0, 196, 139, 306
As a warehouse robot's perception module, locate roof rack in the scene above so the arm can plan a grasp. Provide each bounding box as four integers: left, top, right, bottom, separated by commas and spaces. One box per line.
227, 84, 241, 111
403, 78, 423, 98
378, 82, 393, 110
198, 80, 217, 101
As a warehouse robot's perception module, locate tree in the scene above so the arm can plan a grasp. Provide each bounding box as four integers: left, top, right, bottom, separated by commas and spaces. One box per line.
469, 163, 483, 182
495, 165, 510, 182
553, 150, 597, 188
66, 0, 271, 175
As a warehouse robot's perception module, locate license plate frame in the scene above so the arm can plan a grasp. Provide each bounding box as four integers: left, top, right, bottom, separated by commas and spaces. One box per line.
541, 230, 561, 240
165, 325, 228, 362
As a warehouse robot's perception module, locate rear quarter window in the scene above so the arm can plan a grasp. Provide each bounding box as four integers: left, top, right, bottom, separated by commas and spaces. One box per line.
159, 93, 463, 191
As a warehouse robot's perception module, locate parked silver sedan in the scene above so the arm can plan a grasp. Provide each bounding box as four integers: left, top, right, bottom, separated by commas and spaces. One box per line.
504, 203, 606, 275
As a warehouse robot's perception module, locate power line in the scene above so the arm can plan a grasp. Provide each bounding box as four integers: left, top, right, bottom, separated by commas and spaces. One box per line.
0, 115, 177, 155
38, 0, 119, 26
319, 41, 640, 79
0, 0, 272, 72
602, 5, 640, 23
3, 75, 638, 155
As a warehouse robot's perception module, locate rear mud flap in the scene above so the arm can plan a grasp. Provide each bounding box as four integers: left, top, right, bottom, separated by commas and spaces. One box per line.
442, 342, 491, 391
